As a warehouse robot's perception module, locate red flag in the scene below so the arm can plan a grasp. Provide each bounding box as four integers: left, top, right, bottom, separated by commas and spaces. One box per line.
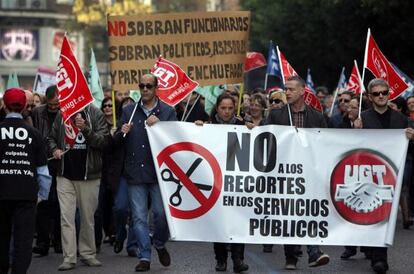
346, 60, 364, 95
151, 57, 199, 106
244, 52, 266, 72
364, 29, 408, 99
56, 36, 93, 146
278, 50, 323, 112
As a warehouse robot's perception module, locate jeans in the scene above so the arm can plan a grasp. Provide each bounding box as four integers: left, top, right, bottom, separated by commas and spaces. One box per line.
113, 177, 138, 252
128, 183, 169, 261
284, 245, 320, 261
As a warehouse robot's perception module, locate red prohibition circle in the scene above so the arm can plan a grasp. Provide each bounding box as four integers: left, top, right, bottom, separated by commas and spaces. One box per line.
330, 150, 397, 225
157, 142, 222, 219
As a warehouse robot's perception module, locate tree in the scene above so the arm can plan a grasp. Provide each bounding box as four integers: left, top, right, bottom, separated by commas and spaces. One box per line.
240, 0, 414, 91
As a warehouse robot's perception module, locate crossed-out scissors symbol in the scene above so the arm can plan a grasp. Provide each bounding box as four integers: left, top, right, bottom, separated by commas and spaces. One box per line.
161, 157, 213, 206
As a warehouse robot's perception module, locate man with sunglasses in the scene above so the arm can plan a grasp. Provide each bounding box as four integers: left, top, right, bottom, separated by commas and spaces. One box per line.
329, 90, 352, 128
115, 74, 177, 272
354, 78, 414, 274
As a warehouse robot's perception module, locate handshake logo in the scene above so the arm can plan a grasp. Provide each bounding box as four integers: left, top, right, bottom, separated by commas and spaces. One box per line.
334, 165, 394, 213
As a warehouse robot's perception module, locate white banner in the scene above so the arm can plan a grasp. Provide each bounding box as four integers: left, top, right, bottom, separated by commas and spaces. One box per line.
147, 122, 408, 247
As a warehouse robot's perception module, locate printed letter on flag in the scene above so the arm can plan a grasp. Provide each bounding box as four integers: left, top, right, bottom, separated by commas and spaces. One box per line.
56, 36, 94, 147
364, 29, 408, 99
151, 57, 199, 106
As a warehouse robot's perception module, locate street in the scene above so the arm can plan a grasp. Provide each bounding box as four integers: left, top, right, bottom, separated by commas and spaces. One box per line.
29, 218, 414, 274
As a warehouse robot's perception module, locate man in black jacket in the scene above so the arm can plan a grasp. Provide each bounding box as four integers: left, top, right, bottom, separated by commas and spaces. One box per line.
354, 78, 414, 274
31, 85, 62, 256
48, 104, 110, 271
0, 88, 51, 274
266, 76, 330, 270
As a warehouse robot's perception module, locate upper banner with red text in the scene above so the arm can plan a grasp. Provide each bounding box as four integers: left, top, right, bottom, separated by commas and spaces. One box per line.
107, 11, 250, 92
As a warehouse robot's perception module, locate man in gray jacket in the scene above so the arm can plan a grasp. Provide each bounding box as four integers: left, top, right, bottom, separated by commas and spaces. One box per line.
48, 105, 110, 271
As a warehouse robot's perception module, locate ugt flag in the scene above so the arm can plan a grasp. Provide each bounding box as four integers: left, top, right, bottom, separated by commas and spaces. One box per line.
346, 60, 363, 95
57, 36, 94, 147
278, 49, 323, 112
364, 29, 408, 99
151, 57, 199, 106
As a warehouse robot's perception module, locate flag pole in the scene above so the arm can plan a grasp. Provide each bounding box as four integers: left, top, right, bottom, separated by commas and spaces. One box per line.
123, 102, 138, 138
276, 46, 293, 126
329, 66, 345, 117
112, 90, 117, 129
184, 94, 201, 121
181, 93, 192, 121
359, 28, 370, 118
264, 73, 269, 91
236, 84, 244, 117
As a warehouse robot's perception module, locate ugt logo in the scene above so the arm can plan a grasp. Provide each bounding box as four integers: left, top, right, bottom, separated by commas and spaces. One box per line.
330, 150, 397, 225
152, 61, 178, 90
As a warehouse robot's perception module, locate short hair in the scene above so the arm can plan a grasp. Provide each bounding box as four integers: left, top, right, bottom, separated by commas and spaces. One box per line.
367, 78, 389, 93
340, 91, 353, 98
142, 73, 158, 87
315, 86, 329, 95
45, 85, 58, 100
250, 93, 267, 109
286, 75, 305, 87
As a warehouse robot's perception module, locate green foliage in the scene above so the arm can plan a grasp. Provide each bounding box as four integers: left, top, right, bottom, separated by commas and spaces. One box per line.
240, 0, 414, 91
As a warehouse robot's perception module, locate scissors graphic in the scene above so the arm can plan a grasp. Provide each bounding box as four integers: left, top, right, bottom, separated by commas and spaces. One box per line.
161, 157, 212, 206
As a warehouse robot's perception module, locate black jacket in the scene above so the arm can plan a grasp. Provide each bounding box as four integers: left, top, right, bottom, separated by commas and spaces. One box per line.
266, 104, 327, 128
114, 99, 177, 185
361, 108, 408, 129
47, 105, 111, 180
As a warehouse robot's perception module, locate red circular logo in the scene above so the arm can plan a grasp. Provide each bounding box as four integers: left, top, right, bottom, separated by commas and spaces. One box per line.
330, 150, 397, 225
152, 61, 178, 90
56, 54, 77, 101
157, 142, 222, 219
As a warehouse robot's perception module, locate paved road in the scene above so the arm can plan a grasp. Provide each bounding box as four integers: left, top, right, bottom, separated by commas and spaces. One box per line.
30, 219, 414, 274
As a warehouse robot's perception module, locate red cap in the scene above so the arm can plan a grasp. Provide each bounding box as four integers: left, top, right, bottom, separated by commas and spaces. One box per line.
3, 88, 26, 112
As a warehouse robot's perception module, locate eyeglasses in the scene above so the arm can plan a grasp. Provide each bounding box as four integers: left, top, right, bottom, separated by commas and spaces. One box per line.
139, 83, 154, 90
103, 104, 112, 108
339, 99, 350, 103
371, 90, 389, 97
270, 99, 282, 104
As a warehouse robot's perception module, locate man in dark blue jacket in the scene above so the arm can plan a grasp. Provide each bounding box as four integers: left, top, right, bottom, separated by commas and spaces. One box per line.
115, 74, 177, 272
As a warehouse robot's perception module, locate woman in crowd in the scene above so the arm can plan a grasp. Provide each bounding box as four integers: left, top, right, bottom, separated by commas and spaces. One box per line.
33, 92, 45, 107
95, 97, 116, 251
246, 93, 267, 127
196, 93, 249, 273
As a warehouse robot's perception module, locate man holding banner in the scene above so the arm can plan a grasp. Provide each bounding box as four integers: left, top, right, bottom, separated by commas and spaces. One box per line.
266, 76, 330, 270
115, 73, 177, 272
354, 78, 414, 274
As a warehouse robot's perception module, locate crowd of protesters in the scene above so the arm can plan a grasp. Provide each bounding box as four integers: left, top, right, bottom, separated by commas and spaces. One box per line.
1, 75, 414, 274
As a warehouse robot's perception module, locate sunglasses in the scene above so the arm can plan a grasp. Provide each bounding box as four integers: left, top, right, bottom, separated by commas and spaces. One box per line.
371, 90, 389, 97
139, 83, 154, 90
103, 104, 112, 108
339, 99, 350, 103
270, 99, 282, 104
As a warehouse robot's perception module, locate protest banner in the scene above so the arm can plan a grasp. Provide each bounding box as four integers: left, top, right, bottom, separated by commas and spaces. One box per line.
147, 122, 407, 247
33, 66, 56, 94
107, 11, 250, 92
